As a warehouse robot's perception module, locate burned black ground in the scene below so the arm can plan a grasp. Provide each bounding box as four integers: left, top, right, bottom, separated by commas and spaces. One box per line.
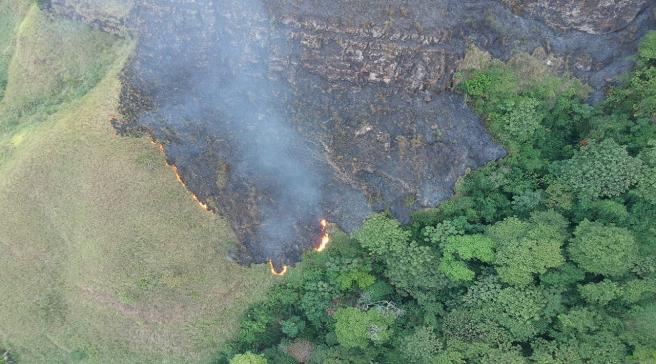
111, 0, 655, 267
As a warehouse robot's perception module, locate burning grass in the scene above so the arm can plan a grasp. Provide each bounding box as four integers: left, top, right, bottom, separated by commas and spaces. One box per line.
156, 142, 213, 212
315, 219, 331, 252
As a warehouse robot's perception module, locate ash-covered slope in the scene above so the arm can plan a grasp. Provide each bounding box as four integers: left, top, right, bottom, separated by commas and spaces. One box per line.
48, 0, 655, 267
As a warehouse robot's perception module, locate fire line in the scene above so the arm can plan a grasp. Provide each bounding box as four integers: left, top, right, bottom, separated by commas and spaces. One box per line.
155, 141, 211, 212
268, 260, 288, 276
315, 219, 330, 252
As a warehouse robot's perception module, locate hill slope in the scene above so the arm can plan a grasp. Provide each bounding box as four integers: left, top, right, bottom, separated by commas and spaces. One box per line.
0, 4, 273, 363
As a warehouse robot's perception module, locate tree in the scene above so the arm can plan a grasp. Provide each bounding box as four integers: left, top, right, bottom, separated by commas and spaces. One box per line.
423, 217, 467, 246
568, 220, 638, 277
230, 352, 268, 364
557, 139, 643, 199
578, 279, 621, 306
352, 213, 410, 257
300, 280, 336, 326
636, 140, 656, 203
488, 96, 543, 148
531, 333, 627, 364
571, 199, 629, 225
439, 234, 495, 282
637, 31, 656, 68
281, 316, 305, 338
459, 277, 554, 342
621, 278, 656, 303
333, 307, 395, 349
354, 214, 447, 299
398, 327, 442, 364
533, 309, 628, 364
624, 305, 656, 361
486, 211, 567, 285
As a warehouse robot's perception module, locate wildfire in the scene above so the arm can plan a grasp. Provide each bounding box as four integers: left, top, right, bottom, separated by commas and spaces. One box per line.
171, 164, 185, 185
268, 260, 288, 276
191, 193, 211, 212
315, 219, 330, 252
153, 141, 211, 212
267, 219, 330, 276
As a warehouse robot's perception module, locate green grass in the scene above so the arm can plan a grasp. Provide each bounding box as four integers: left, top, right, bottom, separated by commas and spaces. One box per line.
0, 5, 274, 363
0, 0, 32, 99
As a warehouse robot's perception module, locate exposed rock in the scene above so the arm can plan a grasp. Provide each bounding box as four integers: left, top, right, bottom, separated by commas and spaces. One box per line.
48, 0, 132, 34
503, 0, 650, 34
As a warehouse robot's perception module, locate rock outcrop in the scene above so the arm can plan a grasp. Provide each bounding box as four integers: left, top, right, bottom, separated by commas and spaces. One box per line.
48, 0, 132, 34
47, 0, 656, 267
503, 0, 650, 34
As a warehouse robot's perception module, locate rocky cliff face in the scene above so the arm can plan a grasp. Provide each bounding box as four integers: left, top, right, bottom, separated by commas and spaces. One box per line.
48, 0, 132, 33
503, 0, 650, 34
48, 0, 655, 267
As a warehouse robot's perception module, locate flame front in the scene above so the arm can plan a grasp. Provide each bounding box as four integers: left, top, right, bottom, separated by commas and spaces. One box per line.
316, 219, 330, 252
268, 260, 288, 276
155, 141, 211, 212
171, 164, 185, 185
191, 193, 211, 212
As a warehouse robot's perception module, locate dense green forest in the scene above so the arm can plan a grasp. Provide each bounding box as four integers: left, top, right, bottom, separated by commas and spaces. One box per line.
216, 32, 656, 364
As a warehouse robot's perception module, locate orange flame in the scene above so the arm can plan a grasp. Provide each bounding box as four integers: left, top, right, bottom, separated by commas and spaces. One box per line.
316, 219, 330, 252
171, 165, 185, 185
154, 141, 211, 212
191, 193, 211, 212
268, 260, 288, 276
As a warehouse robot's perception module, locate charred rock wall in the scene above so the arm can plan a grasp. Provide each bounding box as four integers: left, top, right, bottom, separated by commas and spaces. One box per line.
48, 0, 656, 267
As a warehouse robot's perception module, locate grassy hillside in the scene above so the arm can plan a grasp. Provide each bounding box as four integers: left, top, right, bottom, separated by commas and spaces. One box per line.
0, 4, 273, 363
0, 0, 31, 100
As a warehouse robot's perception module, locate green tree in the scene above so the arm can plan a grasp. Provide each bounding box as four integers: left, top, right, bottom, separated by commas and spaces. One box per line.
621, 278, 656, 303
624, 305, 656, 361
533, 309, 627, 364
569, 220, 638, 276
280, 316, 305, 338
352, 214, 410, 257
636, 140, 656, 203
488, 96, 543, 147
439, 234, 495, 282
300, 280, 336, 326
637, 31, 656, 68
354, 214, 447, 299
557, 139, 643, 199
398, 327, 442, 364
334, 307, 395, 349
459, 277, 554, 341
486, 211, 567, 285
423, 217, 467, 246
578, 279, 621, 305
230, 352, 268, 364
